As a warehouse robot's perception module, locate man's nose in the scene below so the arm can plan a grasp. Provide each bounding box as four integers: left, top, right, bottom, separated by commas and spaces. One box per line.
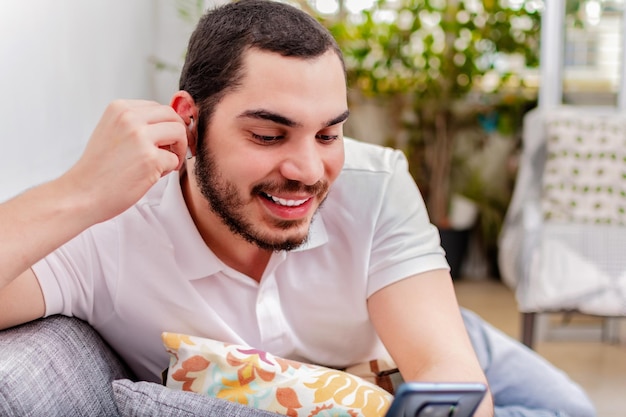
279, 139, 324, 186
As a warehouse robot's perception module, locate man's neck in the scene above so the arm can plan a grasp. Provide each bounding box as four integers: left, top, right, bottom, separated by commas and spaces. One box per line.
179, 169, 271, 282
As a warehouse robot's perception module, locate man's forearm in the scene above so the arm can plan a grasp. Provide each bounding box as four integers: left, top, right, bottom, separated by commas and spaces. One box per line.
0, 176, 96, 288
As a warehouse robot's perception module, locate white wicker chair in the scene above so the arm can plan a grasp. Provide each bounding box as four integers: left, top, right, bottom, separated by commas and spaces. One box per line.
499, 106, 626, 348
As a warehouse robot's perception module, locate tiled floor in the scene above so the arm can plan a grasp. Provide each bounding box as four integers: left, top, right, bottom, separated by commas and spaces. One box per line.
454, 278, 626, 417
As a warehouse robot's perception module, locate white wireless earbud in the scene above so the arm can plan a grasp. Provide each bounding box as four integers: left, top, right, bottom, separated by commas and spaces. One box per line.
188, 117, 195, 130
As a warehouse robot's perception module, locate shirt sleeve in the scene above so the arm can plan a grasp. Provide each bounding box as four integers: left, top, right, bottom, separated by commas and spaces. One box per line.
31, 257, 67, 317
31, 222, 116, 322
366, 149, 449, 297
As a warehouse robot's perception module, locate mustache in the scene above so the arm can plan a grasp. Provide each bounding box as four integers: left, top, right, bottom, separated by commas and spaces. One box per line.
252, 180, 329, 197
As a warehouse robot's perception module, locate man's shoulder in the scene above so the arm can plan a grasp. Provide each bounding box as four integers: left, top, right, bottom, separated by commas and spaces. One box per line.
342, 137, 407, 175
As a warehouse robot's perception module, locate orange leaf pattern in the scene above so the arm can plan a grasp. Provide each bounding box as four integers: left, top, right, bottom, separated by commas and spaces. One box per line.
171, 355, 210, 391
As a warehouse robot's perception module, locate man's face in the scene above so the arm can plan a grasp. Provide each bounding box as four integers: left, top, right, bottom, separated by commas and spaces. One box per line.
194, 49, 348, 251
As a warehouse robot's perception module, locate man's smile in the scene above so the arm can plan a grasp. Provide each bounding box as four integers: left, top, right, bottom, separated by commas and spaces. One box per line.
258, 191, 316, 221
261, 192, 311, 207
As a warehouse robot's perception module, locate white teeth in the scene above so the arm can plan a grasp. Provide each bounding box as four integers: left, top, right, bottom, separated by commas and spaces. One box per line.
268, 194, 308, 207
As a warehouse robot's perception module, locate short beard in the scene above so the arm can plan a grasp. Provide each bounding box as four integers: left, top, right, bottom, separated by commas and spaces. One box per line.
194, 142, 328, 252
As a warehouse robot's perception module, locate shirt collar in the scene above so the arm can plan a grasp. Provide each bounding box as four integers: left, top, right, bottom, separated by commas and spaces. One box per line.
156, 172, 329, 280
157, 172, 223, 280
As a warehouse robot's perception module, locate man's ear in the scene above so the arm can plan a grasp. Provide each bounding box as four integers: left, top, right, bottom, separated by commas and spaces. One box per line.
171, 91, 199, 156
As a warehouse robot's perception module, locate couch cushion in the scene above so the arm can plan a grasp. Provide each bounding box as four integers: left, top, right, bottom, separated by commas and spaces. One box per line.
542, 111, 626, 224
113, 379, 280, 417
0, 315, 132, 417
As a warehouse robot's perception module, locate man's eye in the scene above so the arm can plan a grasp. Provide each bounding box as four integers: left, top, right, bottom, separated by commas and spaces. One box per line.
252, 133, 283, 143
316, 134, 339, 142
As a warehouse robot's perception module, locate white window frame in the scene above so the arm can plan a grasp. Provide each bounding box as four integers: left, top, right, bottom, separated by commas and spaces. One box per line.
539, 0, 626, 111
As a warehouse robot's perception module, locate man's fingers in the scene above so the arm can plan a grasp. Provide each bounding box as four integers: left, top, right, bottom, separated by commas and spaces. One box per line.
98, 100, 189, 174
106, 100, 184, 127
148, 122, 189, 170
144, 104, 185, 125
157, 147, 185, 176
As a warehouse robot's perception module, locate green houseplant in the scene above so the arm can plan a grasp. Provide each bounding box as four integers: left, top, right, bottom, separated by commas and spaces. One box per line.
301, 0, 541, 276
316, 0, 540, 225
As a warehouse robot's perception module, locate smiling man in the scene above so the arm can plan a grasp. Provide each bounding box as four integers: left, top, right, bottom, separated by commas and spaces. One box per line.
0, 1, 596, 417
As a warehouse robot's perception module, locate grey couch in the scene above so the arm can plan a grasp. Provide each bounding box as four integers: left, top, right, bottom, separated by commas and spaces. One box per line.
0, 315, 279, 417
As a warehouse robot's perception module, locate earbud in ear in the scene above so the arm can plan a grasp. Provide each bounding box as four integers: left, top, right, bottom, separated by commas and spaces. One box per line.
188, 117, 195, 130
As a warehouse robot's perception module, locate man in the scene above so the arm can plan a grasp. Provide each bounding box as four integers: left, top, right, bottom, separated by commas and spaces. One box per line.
0, 1, 595, 416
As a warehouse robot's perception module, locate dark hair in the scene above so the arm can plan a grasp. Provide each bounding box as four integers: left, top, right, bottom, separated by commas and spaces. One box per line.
179, 0, 345, 147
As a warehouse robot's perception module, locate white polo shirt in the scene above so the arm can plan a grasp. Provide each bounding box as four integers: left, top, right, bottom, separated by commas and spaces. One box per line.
33, 138, 448, 382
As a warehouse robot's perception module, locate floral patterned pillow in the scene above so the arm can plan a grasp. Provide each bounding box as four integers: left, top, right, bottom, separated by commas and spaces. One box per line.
162, 332, 392, 417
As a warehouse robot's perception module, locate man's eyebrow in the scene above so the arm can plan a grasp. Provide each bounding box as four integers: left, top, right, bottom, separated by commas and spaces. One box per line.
237, 109, 350, 128
238, 110, 300, 127
325, 110, 350, 127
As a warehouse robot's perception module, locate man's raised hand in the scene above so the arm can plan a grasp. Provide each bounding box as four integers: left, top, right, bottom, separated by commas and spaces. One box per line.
62, 99, 188, 225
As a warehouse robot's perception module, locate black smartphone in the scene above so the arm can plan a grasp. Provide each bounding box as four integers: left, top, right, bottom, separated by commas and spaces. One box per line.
385, 382, 487, 417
